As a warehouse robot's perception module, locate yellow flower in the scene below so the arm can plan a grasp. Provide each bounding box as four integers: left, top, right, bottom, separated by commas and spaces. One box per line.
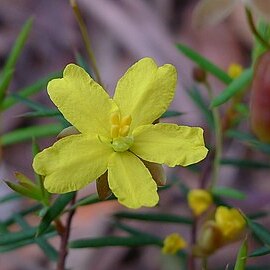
162, 233, 187, 255
227, 63, 243, 79
33, 58, 208, 208
188, 189, 213, 216
215, 206, 246, 240
193, 0, 270, 28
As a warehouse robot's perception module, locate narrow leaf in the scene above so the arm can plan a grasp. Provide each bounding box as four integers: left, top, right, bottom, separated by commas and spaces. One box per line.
69, 236, 162, 249
176, 43, 232, 84
0, 123, 63, 146
249, 246, 270, 257
187, 86, 214, 129
247, 218, 270, 246
2, 71, 61, 110
5, 181, 42, 201
161, 110, 184, 118
234, 238, 248, 270
37, 192, 75, 236
114, 212, 193, 225
221, 158, 270, 169
212, 187, 246, 200
211, 68, 253, 107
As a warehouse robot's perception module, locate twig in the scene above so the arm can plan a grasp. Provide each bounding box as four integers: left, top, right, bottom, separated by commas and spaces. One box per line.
57, 192, 77, 270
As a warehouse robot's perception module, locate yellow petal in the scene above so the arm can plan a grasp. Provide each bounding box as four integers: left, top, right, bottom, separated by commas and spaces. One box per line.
187, 189, 213, 216
162, 233, 187, 255
57, 126, 80, 140
192, 0, 237, 28
48, 64, 117, 137
248, 0, 270, 21
108, 152, 158, 208
33, 134, 113, 193
113, 58, 177, 131
131, 123, 208, 167
215, 206, 246, 240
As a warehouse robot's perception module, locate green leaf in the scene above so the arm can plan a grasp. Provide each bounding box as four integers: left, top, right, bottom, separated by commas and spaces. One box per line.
69, 236, 162, 249
2, 204, 42, 227
5, 181, 42, 201
37, 192, 75, 236
161, 110, 184, 118
187, 86, 214, 129
211, 68, 253, 107
0, 18, 33, 103
114, 212, 193, 225
2, 18, 33, 75
19, 110, 61, 118
221, 158, 270, 169
249, 246, 270, 257
226, 130, 270, 154
0, 69, 14, 104
0, 193, 20, 204
13, 215, 58, 261
234, 238, 248, 270
0, 231, 56, 253
247, 218, 270, 246
212, 187, 246, 200
0, 226, 54, 246
1, 71, 61, 110
176, 43, 232, 84
0, 123, 63, 146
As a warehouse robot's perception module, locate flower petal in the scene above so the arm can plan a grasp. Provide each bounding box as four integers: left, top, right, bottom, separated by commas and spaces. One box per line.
33, 134, 113, 193
113, 58, 177, 131
131, 123, 208, 167
108, 152, 159, 208
247, 0, 270, 21
192, 0, 237, 28
48, 64, 117, 137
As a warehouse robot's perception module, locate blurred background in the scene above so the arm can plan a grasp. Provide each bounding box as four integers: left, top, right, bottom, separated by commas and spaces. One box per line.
0, 0, 269, 269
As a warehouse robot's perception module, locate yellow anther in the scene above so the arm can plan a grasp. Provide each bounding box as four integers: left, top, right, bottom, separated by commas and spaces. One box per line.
119, 125, 130, 137
110, 112, 120, 125
111, 125, 120, 138
121, 115, 132, 126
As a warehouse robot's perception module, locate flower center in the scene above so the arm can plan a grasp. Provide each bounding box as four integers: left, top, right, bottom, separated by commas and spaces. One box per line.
110, 112, 133, 152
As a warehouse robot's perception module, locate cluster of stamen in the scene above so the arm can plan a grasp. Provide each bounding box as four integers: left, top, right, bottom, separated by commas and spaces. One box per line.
110, 112, 133, 152
110, 112, 132, 138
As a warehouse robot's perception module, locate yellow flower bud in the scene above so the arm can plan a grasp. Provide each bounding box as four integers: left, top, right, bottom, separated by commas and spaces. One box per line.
193, 221, 223, 257
227, 63, 243, 79
187, 189, 213, 216
215, 206, 246, 241
162, 233, 187, 255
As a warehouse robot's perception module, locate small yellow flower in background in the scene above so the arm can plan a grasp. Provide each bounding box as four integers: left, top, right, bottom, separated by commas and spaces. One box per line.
162, 233, 187, 255
227, 63, 243, 79
215, 206, 246, 240
192, 0, 270, 28
188, 189, 213, 216
193, 206, 246, 257
33, 58, 208, 209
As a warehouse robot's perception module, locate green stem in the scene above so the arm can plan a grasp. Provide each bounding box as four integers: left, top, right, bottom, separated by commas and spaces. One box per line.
202, 257, 208, 270
205, 82, 222, 189
70, 0, 103, 86
245, 8, 270, 50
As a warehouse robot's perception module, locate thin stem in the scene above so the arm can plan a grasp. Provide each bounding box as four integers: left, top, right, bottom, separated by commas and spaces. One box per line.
204, 82, 222, 189
188, 217, 197, 270
245, 8, 270, 50
57, 192, 77, 270
70, 0, 103, 86
201, 257, 208, 270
